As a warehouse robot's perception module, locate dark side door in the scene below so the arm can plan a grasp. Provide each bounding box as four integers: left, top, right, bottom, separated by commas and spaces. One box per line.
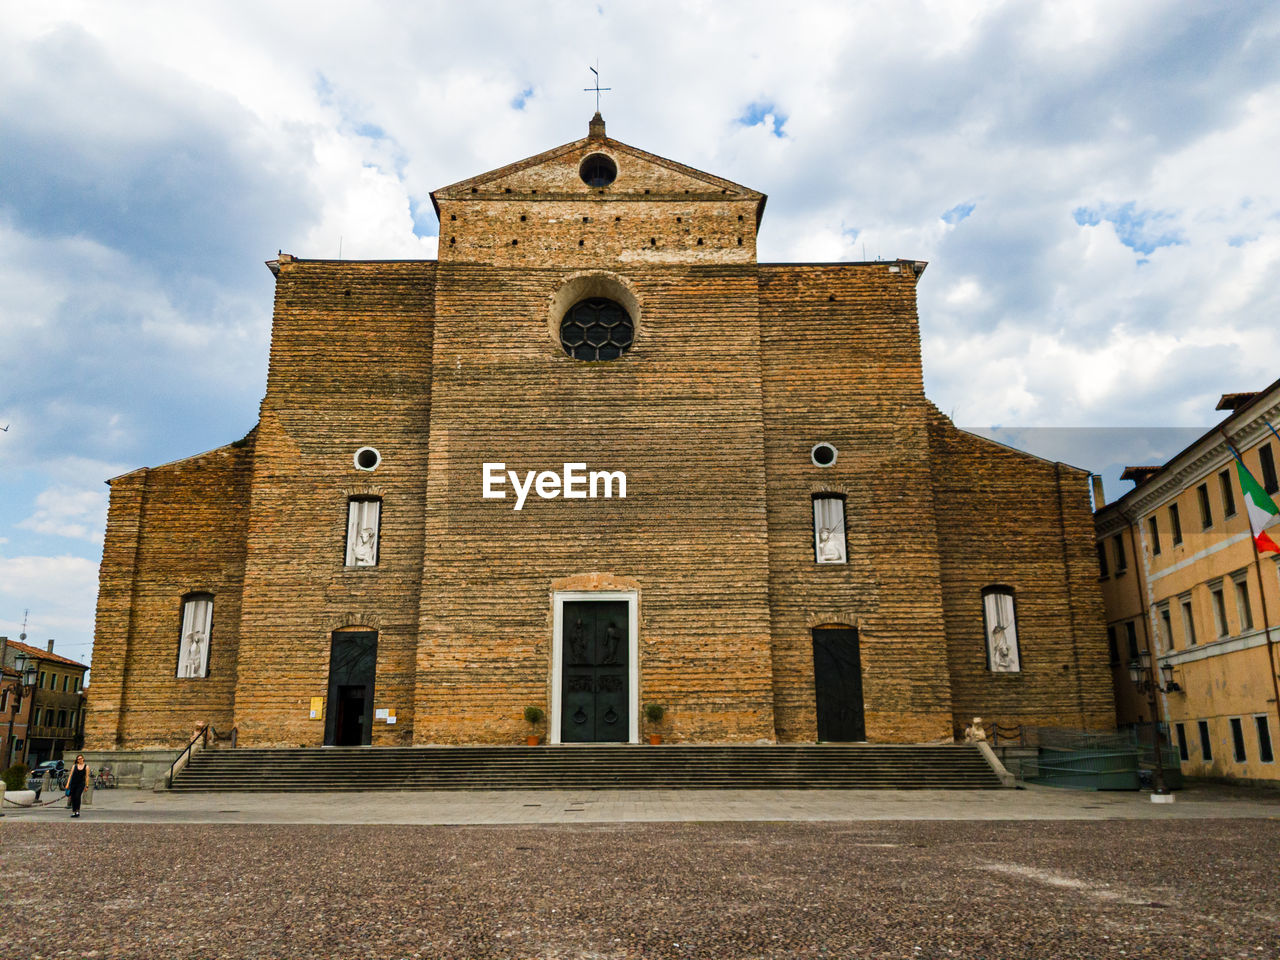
325, 631, 377, 746
812, 626, 866, 742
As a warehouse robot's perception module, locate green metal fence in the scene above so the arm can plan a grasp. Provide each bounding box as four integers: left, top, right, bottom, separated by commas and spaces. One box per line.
1024, 746, 1141, 790
998, 726, 1183, 791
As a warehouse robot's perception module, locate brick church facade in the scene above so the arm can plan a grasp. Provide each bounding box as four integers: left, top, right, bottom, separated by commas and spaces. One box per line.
84, 115, 1114, 750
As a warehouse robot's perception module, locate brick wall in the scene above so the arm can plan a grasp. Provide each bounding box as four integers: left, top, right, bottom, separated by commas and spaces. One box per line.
84, 441, 253, 748
408, 135, 777, 745
232, 260, 434, 747
88, 126, 1114, 748
435, 130, 761, 270
760, 263, 955, 743
414, 260, 776, 744
84, 471, 145, 748
927, 408, 1115, 734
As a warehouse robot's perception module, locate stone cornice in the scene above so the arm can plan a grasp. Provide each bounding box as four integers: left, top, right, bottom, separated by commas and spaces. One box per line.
1097, 386, 1280, 525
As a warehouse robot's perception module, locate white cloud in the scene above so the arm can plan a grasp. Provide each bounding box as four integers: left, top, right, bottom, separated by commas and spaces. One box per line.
0, 554, 100, 661
944, 279, 984, 308
0, 7, 1273, 423
302, 130, 439, 260
17, 486, 109, 543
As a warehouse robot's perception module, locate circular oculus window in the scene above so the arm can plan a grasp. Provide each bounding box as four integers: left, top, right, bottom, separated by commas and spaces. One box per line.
579, 153, 617, 188
560, 297, 634, 361
354, 447, 381, 471
811, 442, 838, 467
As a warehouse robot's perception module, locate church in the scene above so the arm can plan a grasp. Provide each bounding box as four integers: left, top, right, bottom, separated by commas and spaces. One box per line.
84, 114, 1115, 752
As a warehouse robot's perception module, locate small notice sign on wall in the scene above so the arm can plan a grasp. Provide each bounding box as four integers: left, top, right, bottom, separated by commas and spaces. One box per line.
376, 708, 397, 724
310, 697, 324, 720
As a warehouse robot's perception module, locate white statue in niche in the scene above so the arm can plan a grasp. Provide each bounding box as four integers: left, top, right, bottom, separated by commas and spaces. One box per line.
182, 629, 206, 678
991, 622, 1014, 670
983, 590, 1020, 673
813, 497, 848, 564
817, 527, 845, 563
353, 526, 377, 565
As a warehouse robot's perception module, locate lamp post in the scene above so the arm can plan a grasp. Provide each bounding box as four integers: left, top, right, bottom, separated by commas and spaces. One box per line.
1127, 652, 1178, 797
1, 652, 38, 816
6, 650, 38, 723
16, 651, 38, 689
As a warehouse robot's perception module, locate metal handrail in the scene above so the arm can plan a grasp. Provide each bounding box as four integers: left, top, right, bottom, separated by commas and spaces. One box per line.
989, 723, 1025, 747
210, 725, 238, 748
164, 723, 239, 789
166, 722, 210, 789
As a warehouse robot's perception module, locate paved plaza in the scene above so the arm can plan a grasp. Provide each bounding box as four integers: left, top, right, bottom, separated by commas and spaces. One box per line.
5, 780, 1280, 824
3, 784, 1279, 958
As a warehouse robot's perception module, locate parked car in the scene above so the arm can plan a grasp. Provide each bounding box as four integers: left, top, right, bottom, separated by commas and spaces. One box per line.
27, 760, 66, 797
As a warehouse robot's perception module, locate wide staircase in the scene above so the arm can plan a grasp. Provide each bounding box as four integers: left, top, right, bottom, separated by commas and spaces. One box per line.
169, 743, 1005, 792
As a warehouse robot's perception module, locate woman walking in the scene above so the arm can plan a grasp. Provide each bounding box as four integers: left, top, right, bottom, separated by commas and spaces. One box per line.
66, 755, 89, 818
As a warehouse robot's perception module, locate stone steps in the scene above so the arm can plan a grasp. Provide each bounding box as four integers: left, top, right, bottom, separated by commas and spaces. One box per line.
169, 744, 1005, 792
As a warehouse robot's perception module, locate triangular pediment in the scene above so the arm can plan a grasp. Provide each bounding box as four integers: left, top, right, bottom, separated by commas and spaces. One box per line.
431, 126, 764, 213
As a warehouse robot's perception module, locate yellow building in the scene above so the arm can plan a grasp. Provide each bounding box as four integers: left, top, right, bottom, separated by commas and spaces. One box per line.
1096, 381, 1280, 784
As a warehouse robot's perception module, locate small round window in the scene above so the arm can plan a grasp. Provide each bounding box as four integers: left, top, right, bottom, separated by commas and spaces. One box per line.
354, 447, 381, 471
579, 153, 617, 188
560, 298, 634, 361
811, 443, 838, 467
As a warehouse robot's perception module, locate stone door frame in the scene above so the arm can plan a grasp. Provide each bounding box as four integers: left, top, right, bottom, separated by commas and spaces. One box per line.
550, 590, 639, 745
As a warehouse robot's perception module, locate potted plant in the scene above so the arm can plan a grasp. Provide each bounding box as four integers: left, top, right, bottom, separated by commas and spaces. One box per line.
523, 705, 545, 745
643, 702, 665, 744
1, 763, 28, 793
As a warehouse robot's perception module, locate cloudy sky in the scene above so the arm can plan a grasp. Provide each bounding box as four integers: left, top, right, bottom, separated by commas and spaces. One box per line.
2, 1, 1278, 669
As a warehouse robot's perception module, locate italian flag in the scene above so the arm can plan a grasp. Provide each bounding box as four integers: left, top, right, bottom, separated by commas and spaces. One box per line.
1237, 458, 1280, 554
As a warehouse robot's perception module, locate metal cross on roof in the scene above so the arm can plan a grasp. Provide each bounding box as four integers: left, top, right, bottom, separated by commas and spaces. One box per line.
584, 64, 611, 113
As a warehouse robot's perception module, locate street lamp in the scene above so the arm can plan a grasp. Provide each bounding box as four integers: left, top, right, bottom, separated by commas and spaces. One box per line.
1127, 653, 1178, 797
14, 651, 37, 690
1, 652, 39, 816
1127, 657, 1145, 689
1129, 652, 1181, 694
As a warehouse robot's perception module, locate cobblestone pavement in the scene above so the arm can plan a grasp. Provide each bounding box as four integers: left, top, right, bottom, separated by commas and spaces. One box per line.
2, 818, 1278, 959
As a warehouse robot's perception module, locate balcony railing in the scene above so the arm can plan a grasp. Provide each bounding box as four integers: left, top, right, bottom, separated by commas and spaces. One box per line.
28, 725, 75, 738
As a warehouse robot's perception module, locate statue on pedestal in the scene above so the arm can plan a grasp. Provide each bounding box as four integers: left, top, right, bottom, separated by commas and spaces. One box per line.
964, 716, 987, 743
